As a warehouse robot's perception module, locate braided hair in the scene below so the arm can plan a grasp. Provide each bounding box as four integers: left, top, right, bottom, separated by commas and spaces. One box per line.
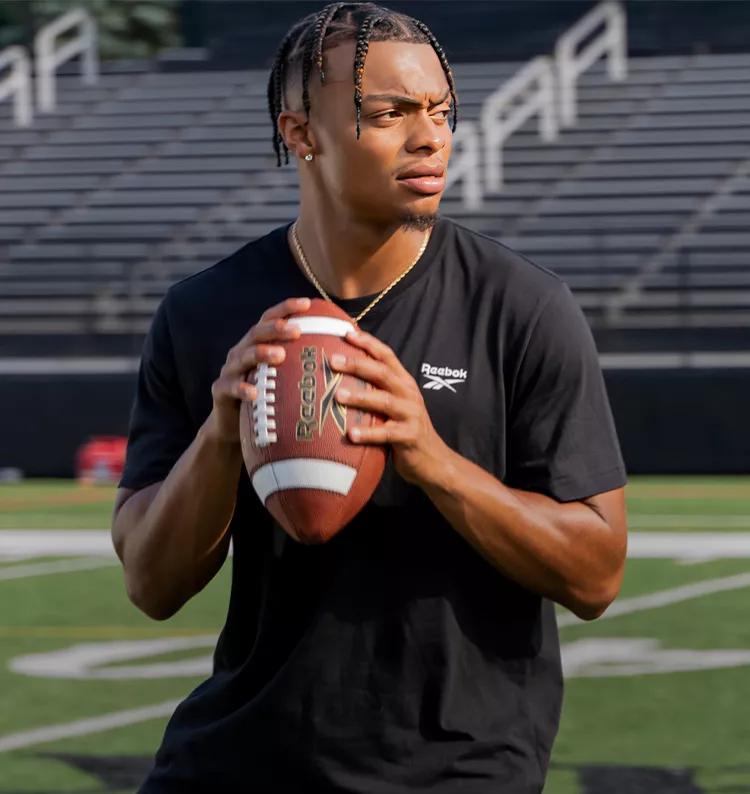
267, 2, 458, 167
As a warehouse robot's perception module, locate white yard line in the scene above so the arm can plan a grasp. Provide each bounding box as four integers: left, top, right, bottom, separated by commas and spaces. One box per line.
558, 571, 750, 628
0, 699, 181, 752
0, 531, 115, 560
627, 532, 750, 560
4, 530, 750, 561
0, 558, 118, 581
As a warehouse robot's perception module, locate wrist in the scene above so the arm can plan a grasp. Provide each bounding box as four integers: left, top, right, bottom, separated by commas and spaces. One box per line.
416, 436, 460, 496
200, 411, 244, 457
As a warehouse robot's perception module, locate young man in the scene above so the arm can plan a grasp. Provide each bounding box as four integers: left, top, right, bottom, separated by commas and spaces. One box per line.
113, 3, 628, 791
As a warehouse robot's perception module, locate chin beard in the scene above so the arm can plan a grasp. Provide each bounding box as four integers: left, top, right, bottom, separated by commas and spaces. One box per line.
398, 212, 439, 233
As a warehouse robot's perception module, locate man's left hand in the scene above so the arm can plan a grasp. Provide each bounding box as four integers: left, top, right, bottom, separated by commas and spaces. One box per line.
330, 329, 449, 486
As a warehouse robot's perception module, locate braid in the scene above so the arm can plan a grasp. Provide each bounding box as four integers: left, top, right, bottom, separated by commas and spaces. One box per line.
268, 26, 302, 166
267, 2, 459, 165
410, 19, 458, 132
314, 3, 347, 83
353, 12, 384, 139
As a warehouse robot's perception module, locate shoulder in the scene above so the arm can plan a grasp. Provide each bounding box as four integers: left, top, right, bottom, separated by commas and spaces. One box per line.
440, 215, 570, 316
160, 223, 288, 318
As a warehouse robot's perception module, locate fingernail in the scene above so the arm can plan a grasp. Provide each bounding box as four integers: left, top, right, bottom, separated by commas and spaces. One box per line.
336, 388, 350, 400
350, 427, 361, 441
347, 329, 359, 339
331, 353, 345, 368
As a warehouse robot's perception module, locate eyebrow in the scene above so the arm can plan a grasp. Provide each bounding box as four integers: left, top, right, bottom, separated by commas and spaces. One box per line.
363, 89, 452, 107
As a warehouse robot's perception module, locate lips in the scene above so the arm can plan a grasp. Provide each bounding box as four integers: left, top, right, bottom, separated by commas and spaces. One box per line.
396, 164, 445, 195
397, 175, 445, 195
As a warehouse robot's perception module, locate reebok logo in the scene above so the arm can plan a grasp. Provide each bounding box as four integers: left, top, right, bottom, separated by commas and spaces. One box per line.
420, 362, 468, 393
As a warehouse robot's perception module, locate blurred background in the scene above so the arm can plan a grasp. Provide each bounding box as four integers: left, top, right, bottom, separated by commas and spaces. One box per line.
0, 1, 749, 791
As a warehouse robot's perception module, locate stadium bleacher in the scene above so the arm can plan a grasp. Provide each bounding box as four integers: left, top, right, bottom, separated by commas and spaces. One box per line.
1, 52, 750, 356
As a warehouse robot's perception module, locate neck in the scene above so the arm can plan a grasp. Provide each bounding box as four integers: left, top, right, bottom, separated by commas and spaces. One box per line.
288, 207, 434, 300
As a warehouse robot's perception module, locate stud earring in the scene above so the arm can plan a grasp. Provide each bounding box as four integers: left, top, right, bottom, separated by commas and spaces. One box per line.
304, 153, 313, 161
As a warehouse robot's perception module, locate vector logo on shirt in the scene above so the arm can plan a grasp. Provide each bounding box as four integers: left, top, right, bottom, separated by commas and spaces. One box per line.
420, 362, 468, 393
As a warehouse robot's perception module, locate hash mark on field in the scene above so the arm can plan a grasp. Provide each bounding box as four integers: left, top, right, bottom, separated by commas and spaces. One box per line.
0, 700, 181, 752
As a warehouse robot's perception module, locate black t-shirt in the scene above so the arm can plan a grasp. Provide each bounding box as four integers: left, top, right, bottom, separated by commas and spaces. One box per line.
121, 215, 627, 793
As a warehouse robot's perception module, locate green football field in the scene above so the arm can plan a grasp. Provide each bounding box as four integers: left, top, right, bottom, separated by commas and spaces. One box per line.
2, 477, 750, 793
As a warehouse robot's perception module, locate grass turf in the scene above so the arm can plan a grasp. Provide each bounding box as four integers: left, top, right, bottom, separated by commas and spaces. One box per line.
0, 477, 749, 793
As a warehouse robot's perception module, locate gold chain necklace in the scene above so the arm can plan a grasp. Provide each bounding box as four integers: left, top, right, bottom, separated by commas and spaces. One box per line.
291, 220, 429, 324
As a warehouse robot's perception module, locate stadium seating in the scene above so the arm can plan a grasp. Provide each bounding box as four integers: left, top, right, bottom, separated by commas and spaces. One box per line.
1, 52, 750, 355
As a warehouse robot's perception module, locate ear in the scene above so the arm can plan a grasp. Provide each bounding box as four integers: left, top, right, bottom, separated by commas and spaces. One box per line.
278, 110, 316, 160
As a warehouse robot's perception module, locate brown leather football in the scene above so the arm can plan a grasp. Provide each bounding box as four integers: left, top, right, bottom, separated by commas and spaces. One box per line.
240, 298, 386, 544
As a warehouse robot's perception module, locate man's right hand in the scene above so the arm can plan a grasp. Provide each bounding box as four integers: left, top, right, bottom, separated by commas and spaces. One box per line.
206, 296, 311, 444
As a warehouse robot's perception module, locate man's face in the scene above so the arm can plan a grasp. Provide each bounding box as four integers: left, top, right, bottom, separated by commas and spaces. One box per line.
281, 39, 454, 227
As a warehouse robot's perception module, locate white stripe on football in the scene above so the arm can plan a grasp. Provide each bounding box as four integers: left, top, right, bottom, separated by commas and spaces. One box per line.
252, 458, 358, 503
286, 315, 355, 337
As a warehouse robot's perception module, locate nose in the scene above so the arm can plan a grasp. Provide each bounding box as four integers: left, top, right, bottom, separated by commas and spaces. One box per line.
405, 110, 448, 155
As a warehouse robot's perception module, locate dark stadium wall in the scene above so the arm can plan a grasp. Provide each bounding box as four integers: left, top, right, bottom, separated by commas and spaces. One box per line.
179, 0, 750, 69
1, 371, 748, 478
605, 369, 750, 476
0, 376, 135, 480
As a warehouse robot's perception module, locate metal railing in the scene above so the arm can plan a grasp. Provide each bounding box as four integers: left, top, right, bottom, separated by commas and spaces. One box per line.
0, 45, 33, 127
445, 121, 482, 210
555, 0, 627, 128
479, 0, 627, 192
480, 56, 558, 193
34, 7, 98, 114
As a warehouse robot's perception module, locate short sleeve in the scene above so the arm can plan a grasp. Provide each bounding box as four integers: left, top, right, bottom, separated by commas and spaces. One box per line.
119, 296, 196, 490
506, 281, 627, 502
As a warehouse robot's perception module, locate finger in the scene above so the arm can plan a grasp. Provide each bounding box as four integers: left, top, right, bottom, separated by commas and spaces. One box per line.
247, 318, 301, 345
346, 329, 406, 375
226, 319, 299, 374
232, 380, 257, 402
348, 422, 405, 445
335, 385, 409, 420
259, 296, 311, 323
232, 298, 310, 350
212, 377, 257, 403
223, 344, 286, 377
330, 352, 404, 395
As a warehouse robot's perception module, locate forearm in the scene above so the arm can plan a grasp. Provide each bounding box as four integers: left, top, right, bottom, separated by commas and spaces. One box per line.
420, 442, 625, 620
115, 415, 243, 619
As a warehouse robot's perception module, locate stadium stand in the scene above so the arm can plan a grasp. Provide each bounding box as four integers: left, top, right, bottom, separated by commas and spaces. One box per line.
2, 2, 749, 477
2, 51, 750, 358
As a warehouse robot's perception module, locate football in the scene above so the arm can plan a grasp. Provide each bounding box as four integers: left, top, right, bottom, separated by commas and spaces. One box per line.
240, 298, 387, 544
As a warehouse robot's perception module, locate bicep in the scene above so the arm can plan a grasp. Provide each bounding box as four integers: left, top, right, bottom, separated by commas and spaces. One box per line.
579, 486, 628, 586
581, 485, 627, 534
111, 482, 163, 562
